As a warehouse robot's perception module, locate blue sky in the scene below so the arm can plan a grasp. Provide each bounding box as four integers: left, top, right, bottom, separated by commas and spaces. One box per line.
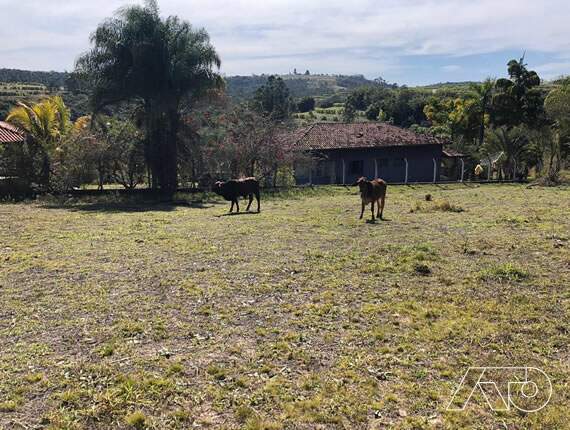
0, 0, 568, 85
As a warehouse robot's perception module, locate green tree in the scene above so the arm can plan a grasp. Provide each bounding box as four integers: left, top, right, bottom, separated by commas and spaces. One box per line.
483, 126, 530, 179
544, 80, 570, 179
382, 88, 429, 128
252, 76, 292, 121
76, 0, 222, 197
424, 97, 479, 142
342, 102, 356, 122
365, 104, 380, 121
297, 96, 315, 113
469, 78, 495, 146
6, 96, 72, 187
491, 57, 544, 128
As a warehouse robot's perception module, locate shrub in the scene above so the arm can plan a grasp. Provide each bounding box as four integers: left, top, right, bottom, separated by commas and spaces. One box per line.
298, 96, 316, 113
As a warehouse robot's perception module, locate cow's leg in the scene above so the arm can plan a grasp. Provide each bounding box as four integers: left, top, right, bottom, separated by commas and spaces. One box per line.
229, 200, 234, 213
246, 194, 253, 211
379, 196, 385, 219
360, 201, 365, 219
370, 201, 375, 221
255, 190, 261, 212
235, 198, 240, 213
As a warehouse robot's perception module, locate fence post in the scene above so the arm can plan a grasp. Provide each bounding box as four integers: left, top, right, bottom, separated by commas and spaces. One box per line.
342, 159, 346, 185
404, 158, 409, 184
432, 158, 437, 183
460, 158, 465, 182
374, 159, 378, 179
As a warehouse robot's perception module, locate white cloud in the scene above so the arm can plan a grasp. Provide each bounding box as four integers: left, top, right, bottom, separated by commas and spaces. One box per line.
442, 65, 462, 73
0, 0, 568, 82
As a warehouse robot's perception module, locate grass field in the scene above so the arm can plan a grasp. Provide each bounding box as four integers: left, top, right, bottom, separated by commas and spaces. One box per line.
1, 184, 569, 429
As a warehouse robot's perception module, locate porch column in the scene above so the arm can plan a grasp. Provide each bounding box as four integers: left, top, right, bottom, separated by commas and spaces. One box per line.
460, 158, 465, 182
404, 158, 409, 184
374, 159, 378, 179
342, 159, 346, 185
432, 158, 437, 183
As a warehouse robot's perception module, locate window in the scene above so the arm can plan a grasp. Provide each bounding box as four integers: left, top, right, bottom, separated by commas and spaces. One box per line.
349, 160, 364, 175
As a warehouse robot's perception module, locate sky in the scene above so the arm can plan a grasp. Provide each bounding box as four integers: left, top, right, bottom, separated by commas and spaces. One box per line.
0, 0, 569, 86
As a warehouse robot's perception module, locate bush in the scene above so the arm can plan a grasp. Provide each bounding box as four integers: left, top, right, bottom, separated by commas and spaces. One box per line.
298, 96, 316, 113
365, 104, 380, 121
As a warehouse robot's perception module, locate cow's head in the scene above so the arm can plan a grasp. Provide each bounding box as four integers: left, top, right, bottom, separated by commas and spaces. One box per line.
212, 181, 225, 195
352, 177, 370, 194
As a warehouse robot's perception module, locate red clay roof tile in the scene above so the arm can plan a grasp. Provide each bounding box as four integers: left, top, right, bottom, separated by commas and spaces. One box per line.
0, 121, 25, 144
293, 122, 446, 150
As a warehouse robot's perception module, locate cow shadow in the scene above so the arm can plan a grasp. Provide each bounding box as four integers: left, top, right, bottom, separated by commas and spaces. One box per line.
364, 217, 391, 224
215, 211, 261, 218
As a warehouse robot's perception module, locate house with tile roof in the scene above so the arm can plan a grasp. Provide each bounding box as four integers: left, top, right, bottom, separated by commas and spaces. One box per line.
0, 121, 25, 145
291, 122, 460, 184
0, 121, 26, 181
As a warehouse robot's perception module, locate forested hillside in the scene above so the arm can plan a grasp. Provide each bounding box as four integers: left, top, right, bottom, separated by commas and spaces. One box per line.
0, 69, 67, 88
225, 73, 393, 100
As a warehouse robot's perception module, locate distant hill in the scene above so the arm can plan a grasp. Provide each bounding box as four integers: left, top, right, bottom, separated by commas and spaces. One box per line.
225, 74, 396, 101
416, 81, 477, 95
1, 67, 561, 120
0, 69, 87, 120
0, 68, 68, 89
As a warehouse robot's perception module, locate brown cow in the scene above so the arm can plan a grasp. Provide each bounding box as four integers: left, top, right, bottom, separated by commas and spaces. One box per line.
213, 177, 261, 213
353, 177, 387, 221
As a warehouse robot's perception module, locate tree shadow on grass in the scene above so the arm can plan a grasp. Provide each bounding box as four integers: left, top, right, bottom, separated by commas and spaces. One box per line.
40, 199, 224, 213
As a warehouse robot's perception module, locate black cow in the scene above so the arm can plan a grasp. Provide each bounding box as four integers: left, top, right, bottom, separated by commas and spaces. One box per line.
213, 177, 261, 213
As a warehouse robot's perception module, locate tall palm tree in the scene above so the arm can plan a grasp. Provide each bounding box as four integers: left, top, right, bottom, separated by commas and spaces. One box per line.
6, 96, 72, 186
75, 0, 223, 196
544, 80, 570, 179
469, 78, 495, 147
483, 126, 529, 180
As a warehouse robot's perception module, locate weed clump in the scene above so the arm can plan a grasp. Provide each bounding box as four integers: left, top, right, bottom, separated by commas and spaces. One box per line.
433, 199, 464, 212
125, 411, 147, 429
410, 199, 464, 213
478, 263, 530, 282
413, 263, 432, 276
0, 400, 17, 412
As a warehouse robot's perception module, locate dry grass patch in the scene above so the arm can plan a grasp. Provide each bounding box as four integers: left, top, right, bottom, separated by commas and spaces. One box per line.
0, 184, 568, 428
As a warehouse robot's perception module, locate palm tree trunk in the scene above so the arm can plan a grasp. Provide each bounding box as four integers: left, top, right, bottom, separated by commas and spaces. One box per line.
162, 110, 179, 197
478, 109, 485, 147
145, 99, 179, 199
